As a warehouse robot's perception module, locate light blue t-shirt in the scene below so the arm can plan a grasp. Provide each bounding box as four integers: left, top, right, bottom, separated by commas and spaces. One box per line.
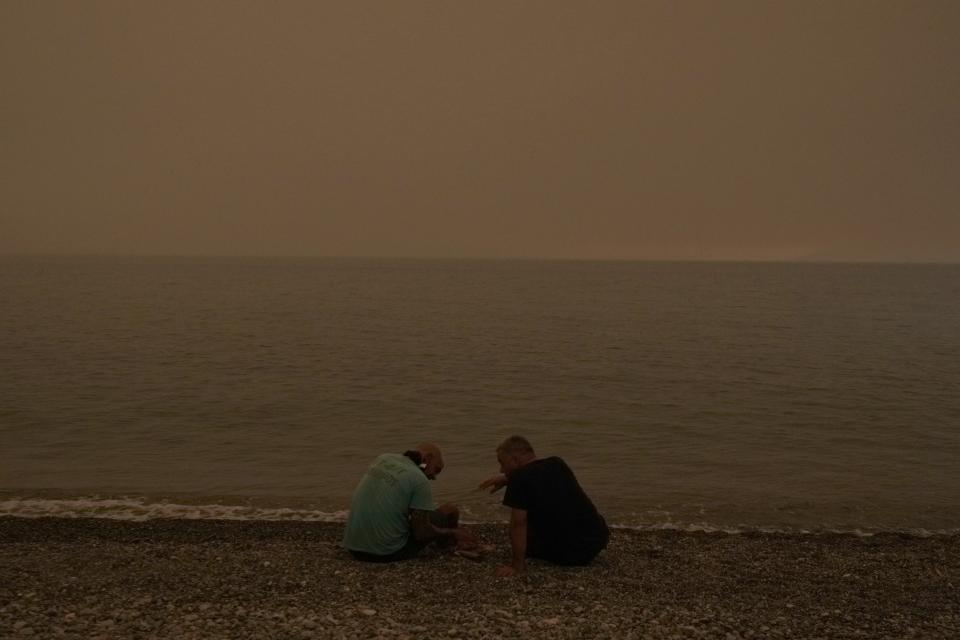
342, 453, 436, 555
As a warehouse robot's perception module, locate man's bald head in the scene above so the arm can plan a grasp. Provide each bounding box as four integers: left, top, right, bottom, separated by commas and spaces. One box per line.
415, 442, 444, 479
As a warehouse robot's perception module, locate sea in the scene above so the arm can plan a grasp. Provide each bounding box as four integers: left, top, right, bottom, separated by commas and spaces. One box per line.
1, 256, 958, 535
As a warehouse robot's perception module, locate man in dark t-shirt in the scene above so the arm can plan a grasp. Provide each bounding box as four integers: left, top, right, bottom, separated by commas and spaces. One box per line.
480, 435, 609, 576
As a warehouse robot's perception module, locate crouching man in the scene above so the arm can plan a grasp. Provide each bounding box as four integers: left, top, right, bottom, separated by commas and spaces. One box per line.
480, 435, 609, 576
343, 442, 474, 562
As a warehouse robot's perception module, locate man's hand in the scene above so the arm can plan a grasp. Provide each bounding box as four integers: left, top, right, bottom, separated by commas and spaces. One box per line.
432, 524, 477, 547
495, 564, 525, 577
451, 526, 479, 550
479, 473, 508, 494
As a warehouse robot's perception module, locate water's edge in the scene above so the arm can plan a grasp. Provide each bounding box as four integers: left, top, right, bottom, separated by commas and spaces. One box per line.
3, 493, 957, 538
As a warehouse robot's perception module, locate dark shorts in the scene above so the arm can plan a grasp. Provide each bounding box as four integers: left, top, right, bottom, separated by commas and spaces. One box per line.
348, 510, 457, 563
527, 516, 610, 566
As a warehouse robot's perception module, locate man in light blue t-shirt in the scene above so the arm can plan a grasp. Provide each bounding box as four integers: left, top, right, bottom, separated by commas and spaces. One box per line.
343, 443, 473, 562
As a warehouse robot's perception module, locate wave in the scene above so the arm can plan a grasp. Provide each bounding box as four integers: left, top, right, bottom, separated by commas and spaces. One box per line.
2, 494, 957, 538
0, 495, 347, 523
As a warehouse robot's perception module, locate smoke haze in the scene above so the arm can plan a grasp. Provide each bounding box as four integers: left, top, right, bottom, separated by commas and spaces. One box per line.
2, 1, 958, 261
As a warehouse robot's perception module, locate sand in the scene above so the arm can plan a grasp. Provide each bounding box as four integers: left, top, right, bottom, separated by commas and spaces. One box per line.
1, 516, 958, 639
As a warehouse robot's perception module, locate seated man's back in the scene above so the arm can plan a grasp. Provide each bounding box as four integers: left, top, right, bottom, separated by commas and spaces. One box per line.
342, 452, 435, 556
503, 455, 609, 565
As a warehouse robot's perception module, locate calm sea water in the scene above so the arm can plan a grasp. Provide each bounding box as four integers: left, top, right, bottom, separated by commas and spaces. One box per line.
1, 256, 958, 534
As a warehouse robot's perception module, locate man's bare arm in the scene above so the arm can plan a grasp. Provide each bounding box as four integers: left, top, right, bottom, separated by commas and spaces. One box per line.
410, 509, 467, 543
409, 509, 439, 541
496, 508, 527, 576
478, 473, 508, 493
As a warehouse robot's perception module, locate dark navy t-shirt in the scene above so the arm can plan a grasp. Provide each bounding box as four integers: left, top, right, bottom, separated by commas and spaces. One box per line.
502, 456, 608, 564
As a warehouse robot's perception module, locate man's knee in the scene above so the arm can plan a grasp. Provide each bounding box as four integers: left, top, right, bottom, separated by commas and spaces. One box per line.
434, 503, 459, 528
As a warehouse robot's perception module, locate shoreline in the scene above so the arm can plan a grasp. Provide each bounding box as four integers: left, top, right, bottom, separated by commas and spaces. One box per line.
2, 517, 958, 639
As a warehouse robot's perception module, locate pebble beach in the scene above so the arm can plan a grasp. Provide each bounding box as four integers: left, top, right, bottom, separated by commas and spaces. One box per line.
1, 517, 958, 639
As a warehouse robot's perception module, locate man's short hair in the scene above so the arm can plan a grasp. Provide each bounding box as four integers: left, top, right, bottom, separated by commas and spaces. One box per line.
497, 435, 534, 457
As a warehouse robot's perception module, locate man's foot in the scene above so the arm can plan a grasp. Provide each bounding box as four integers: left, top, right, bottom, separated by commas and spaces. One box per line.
454, 548, 483, 561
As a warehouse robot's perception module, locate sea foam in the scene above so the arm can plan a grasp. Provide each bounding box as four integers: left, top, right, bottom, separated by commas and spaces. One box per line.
0, 495, 347, 523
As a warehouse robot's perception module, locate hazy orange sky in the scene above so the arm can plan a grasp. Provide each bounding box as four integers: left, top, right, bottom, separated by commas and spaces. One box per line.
2, 1, 958, 261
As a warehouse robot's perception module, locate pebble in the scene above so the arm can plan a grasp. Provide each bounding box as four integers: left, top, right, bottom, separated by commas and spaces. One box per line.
1, 519, 956, 640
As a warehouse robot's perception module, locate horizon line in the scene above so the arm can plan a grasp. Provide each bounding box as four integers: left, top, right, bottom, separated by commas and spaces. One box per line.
1, 251, 958, 266
0, 251, 960, 265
